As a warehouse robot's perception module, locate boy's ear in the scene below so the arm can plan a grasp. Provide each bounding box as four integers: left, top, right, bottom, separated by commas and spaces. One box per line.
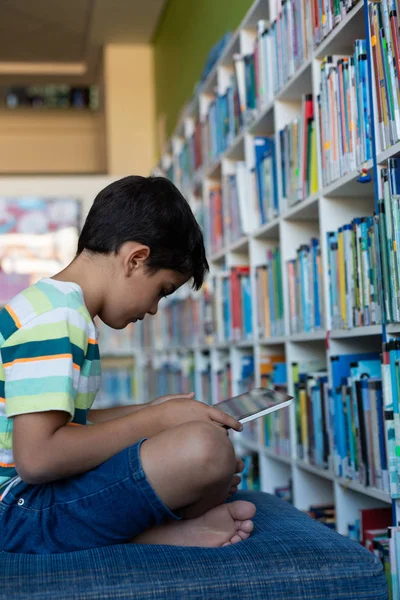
120, 242, 150, 276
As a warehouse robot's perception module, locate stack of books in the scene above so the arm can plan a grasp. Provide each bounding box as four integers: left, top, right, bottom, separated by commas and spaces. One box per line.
292, 359, 330, 469
318, 41, 372, 188
327, 216, 383, 330
262, 356, 291, 458
255, 247, 285, 338
212, 267, 253, 342
239, 452, 260, 491
213, 352, 232, 403
280, 94, 318, 208
382, 340, 400, 499
94, 358, 136, 409
369, 1, 400, 151
287, 237, 324, 334
199, 352, 213, 405
378, 158, 400, 322
330, 351, 389, 492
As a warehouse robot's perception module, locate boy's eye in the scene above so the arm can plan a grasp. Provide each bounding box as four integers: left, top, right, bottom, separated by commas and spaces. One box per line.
160, 289, 168, 299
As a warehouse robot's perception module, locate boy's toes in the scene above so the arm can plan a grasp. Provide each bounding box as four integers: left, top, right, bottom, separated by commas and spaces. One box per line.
230, 534, 242, 544
241, 519, 254, 533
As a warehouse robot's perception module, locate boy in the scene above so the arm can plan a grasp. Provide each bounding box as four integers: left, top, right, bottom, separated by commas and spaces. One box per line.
0, 176, 256, 553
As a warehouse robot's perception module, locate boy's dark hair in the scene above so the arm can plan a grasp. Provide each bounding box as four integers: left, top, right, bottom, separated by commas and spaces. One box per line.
77, 176, 209, 290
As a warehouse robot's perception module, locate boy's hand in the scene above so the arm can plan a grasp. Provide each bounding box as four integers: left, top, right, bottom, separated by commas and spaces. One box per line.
150, 392, 195, 406
160, 398, 243, 432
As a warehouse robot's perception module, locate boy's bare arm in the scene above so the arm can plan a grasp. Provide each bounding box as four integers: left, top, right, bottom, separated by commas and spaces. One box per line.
87, 393, 195, 424
12, 399, 241, 484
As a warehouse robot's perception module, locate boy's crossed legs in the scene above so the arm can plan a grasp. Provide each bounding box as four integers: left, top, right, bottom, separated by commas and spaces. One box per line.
133, 422, 256, 547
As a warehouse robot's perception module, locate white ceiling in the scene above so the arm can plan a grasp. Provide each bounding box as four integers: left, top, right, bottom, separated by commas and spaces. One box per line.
0, 0, 167, 84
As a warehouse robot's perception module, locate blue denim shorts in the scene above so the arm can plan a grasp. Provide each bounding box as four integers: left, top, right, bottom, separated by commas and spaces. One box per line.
0, 439, 180, 554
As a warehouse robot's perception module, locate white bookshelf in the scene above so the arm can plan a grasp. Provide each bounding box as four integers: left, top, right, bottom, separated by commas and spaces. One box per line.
140, 0, 400, 534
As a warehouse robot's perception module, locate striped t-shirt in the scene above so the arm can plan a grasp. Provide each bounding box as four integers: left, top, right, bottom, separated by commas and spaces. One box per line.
0, 278, 101, 498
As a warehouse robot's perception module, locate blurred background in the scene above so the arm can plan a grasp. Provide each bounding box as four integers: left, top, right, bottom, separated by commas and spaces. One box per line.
0, 0, 250, 406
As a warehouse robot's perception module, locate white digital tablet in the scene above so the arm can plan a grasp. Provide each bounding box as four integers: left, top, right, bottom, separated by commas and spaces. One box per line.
216, 387, 293, 426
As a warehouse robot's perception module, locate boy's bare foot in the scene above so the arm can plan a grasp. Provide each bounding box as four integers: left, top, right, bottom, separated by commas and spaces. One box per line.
132, 500, 256, 547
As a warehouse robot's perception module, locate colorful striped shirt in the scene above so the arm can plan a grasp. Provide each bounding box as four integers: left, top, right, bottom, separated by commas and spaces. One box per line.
0, 278, 101, 498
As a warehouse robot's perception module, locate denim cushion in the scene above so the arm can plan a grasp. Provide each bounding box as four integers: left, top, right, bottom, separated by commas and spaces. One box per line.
0, 491, 388, 600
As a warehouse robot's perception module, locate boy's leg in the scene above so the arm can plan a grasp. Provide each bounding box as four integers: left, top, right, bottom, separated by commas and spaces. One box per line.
140, 421, 236, 519
135, 421, 256, 547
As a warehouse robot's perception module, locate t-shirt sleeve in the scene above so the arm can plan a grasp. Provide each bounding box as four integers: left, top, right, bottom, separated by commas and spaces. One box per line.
1, 312, 86, 419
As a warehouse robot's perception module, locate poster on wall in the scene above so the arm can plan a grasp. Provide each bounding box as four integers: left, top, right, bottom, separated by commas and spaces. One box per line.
0, 197, 81, 305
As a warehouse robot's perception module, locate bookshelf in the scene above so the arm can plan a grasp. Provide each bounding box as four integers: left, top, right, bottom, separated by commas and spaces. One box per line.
134, 0, 400, 573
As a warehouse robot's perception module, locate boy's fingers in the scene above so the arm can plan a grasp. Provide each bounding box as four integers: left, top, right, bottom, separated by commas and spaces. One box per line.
235, 458, 245, 473
210, 407, 243, 432
160, 392, 195, 401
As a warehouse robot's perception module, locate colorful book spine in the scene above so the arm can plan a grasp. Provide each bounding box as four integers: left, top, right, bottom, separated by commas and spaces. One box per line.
369, 2, 400, 151
254, 136, 279, 224
280, 94, 318, 207
327, 216, 383, 330
287, 237, 324, 334
292, 362, 330, 468
319, 42, 372, 188
262, 358, 291, 458
329, 351, 390, 491
95, 358, 136, 409
255, 247, 285, 338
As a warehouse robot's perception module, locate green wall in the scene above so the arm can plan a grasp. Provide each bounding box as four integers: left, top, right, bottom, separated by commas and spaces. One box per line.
153, 0, 253, 148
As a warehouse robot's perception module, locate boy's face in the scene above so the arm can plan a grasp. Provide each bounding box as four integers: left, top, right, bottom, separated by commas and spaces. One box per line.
99, 242, 189, 329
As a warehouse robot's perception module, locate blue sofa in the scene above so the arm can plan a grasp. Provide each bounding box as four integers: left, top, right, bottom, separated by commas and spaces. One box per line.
0, 491, 388, 599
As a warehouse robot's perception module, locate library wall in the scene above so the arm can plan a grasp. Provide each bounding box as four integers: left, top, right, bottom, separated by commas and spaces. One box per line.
104, 44, 156, 175
153, 0, 253, 145
0, 110, 106, 174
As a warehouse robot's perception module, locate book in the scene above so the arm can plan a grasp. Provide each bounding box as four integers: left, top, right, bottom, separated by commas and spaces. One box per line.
287, 237, 324, 334
255, 247, 285, 338
254, 136, 279, 224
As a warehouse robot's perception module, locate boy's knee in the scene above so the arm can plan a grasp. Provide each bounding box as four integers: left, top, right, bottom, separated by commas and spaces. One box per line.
184, 421, 236, 481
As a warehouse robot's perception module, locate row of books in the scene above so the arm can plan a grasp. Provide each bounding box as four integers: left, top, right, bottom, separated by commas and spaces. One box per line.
347, 506, 395, 598
287, 237, 324, 334
379, 158, 400, 323
5, 85, 99, 110
212, 266, 253, 342
202, 2, 359, 166
331, 352, 389, 491
176, 121, 203, 192
262, 357, 291, 457
93, 363, 135, 409
293, 359, 329, 468
250, 3, 359, 112
307, 504, 336, 530
318, 40, 372, 188
369, 1, 400, 151
142, 354, 196, 400
327, 216, 383, 330
280, 94, 318, 207
255, 248, 285, 339
202, 74, 242, 166
239, 452, 260, 491
203, 137, 278, 254
96, 321, 135, 355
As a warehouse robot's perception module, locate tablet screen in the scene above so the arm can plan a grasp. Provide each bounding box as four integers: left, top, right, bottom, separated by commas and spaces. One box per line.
215, 387, 293, 422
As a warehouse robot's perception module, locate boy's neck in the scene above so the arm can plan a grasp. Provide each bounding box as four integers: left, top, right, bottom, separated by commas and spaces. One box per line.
52, 253, 106, 319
